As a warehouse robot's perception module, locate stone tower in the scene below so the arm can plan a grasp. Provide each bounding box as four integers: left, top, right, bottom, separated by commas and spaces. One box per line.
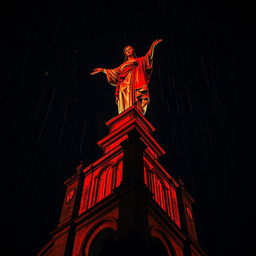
37, 106, 207, 256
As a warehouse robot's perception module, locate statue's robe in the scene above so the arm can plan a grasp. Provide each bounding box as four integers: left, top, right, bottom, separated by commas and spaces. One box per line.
105, 53, 153, 114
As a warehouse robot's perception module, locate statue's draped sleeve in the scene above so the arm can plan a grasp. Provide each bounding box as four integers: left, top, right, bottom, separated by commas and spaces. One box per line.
142, 52, 153, 83
105, 66, 121, 86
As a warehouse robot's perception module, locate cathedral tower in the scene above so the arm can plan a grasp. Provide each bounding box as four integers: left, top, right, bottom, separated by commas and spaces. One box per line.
37, 106, 207, 256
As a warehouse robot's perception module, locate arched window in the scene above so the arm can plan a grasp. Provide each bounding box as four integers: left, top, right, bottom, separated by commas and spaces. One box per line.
88, 228, 115, 256
151, 172, 166, 212
150, 228, 177, 256
150, 237, 169, 256
97, 166, 113, 202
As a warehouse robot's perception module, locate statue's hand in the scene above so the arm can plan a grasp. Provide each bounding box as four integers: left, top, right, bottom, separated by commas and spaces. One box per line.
90, 68, 104, 75
152, 39, 163, 47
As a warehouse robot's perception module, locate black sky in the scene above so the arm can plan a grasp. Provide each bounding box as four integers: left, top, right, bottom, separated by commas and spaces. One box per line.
0, 0, 252, 255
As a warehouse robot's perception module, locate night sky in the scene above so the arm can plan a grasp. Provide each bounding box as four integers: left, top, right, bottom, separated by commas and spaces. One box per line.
0, 0, 252, 255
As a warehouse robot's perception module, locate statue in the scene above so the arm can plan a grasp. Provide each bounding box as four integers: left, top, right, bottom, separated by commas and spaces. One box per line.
90, 39, 163, 115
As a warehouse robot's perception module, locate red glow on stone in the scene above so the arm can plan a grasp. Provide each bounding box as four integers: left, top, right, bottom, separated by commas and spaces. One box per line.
186, 206, 193, 220
144, 160, 181, 228
97, 166, 113, 201
171, 187, 180, 227
105, 135, 128, 153
116, 160, 123, 187
79, 173, 93, 214
66, 190, 75, 203
79, 156, 123, 215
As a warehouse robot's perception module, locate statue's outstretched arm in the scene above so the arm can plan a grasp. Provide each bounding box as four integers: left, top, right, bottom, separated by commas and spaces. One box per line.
90, 65, 121, 87
146, 39, 163, 60
90, 68, 106, 75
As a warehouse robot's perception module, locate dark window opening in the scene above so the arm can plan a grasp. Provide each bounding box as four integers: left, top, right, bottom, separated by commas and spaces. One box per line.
89, 228, 115, 256
150, 237, 169, 256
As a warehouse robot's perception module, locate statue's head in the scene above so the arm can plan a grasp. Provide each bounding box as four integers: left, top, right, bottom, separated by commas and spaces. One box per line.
124, 45, 137, 61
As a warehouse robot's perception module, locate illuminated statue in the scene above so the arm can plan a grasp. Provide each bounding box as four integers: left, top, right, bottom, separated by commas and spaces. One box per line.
90, 39, 163, 115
